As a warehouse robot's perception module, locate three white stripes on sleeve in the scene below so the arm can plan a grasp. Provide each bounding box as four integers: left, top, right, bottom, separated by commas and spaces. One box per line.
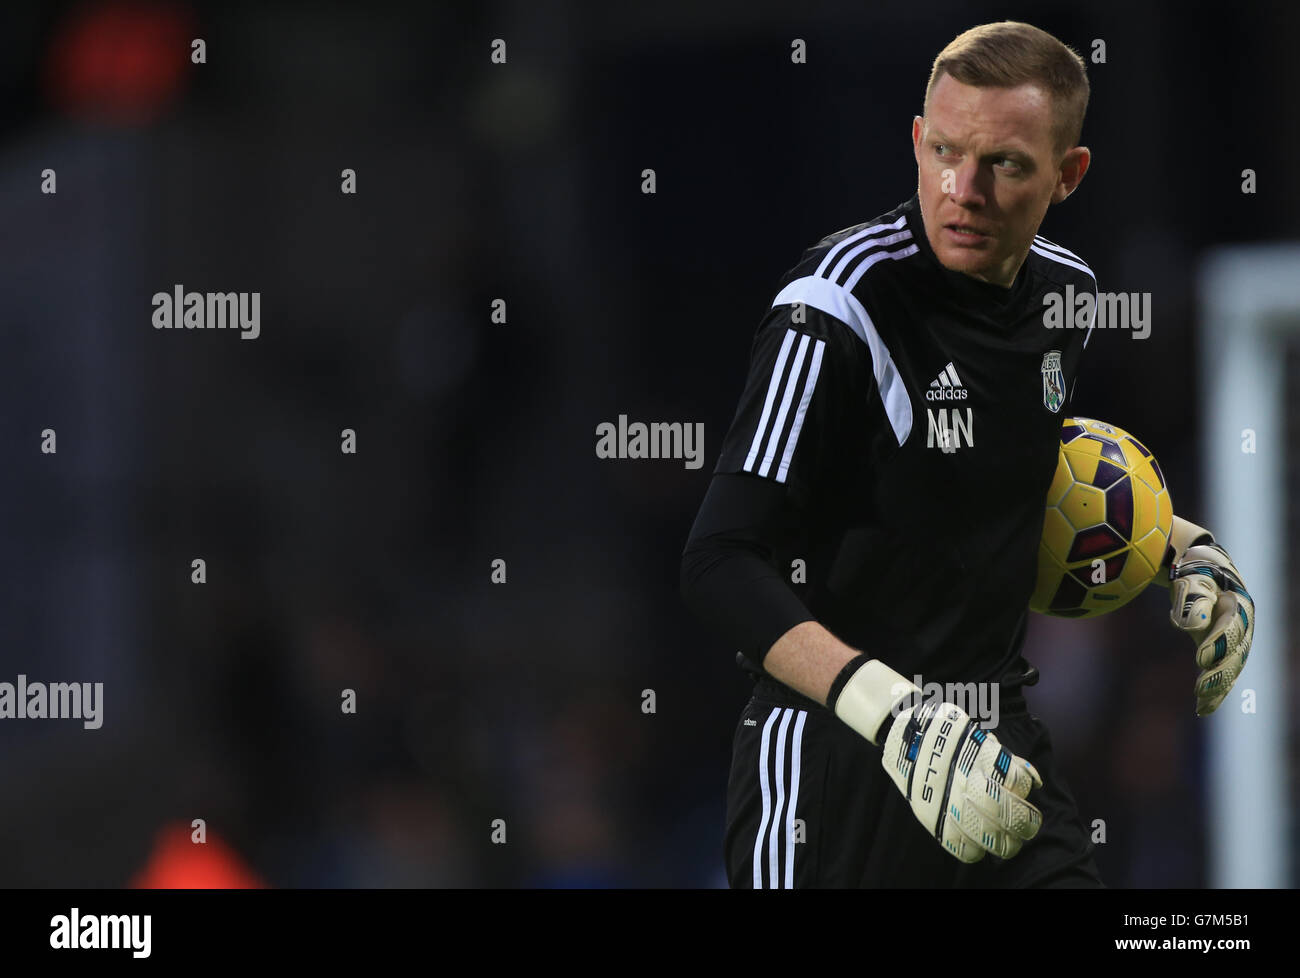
752, 706, 808, 889
742, 330, 827, 483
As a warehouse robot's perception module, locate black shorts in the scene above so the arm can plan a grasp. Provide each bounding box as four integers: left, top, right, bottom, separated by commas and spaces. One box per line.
723, 677, 1104, 888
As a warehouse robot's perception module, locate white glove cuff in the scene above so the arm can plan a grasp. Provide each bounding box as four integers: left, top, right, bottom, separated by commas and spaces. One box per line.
831, 658, 921, 746
1158, 515, 1216, 586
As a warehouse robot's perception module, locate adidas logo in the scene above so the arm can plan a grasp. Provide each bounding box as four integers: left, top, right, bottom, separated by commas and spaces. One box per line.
926, 361, 968, 401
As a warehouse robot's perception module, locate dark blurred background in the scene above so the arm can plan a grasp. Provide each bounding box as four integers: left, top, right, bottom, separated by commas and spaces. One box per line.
1, 0, 1296, 887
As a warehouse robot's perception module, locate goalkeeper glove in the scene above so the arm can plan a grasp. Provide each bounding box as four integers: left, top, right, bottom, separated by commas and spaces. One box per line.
1159, 516, 1255, 716
828, 657, 1043, 863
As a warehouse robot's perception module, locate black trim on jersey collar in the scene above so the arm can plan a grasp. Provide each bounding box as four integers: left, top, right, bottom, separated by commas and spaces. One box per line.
902, 193, 1032, 310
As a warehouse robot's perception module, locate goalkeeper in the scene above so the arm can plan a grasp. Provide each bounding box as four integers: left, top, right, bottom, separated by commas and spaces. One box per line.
679, 22, 1254, 888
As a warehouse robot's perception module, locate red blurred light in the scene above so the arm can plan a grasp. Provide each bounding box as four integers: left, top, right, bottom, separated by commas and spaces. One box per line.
46, 1, 195, 125
130, 821, 265, 889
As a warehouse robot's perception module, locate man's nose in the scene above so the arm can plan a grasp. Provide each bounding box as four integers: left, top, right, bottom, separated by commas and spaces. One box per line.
946, 162, 986, 207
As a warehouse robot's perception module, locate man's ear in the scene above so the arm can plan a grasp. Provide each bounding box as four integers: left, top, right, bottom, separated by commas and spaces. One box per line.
912, 116, 924, 165
1052, 146, 1091, 203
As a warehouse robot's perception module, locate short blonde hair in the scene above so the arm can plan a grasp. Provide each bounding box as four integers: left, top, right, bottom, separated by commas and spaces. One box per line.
924, 21, 1090, 156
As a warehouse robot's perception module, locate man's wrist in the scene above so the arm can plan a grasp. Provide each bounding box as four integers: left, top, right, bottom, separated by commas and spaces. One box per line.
828, 656, 921, 747
826, 654, 870, 707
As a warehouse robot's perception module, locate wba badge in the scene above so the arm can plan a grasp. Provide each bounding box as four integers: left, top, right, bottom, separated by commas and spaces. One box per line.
1041, 350, 1065, 413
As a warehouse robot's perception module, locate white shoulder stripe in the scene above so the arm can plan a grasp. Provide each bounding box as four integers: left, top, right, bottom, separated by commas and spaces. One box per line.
755, 332, 812, 480
772, 275, 913, 446
1083, 292, 1098, 349
1031, 239, 1089, 268
740, 329, 828, 483
814, 215, 909, 279
775, 341, 825, 482
1032, 241, 1100, 349
828, 230, 914, 285
842, 243, 919, 292
1030, 242, 1096, 282
1033, 236, 1090, 268
743, 329, 797, 473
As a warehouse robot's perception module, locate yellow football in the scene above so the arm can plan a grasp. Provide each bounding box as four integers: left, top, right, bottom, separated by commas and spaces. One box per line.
1030, 417, 1173, 617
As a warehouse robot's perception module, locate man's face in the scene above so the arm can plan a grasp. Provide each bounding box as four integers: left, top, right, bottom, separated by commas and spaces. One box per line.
912, 73, 1089, 287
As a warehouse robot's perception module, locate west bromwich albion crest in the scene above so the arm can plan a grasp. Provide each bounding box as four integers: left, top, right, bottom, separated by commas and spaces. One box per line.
1042, 350, 1065, 413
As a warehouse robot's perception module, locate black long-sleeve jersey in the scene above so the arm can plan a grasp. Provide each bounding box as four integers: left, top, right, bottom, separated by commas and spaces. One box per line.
682, 192, 1097, 692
